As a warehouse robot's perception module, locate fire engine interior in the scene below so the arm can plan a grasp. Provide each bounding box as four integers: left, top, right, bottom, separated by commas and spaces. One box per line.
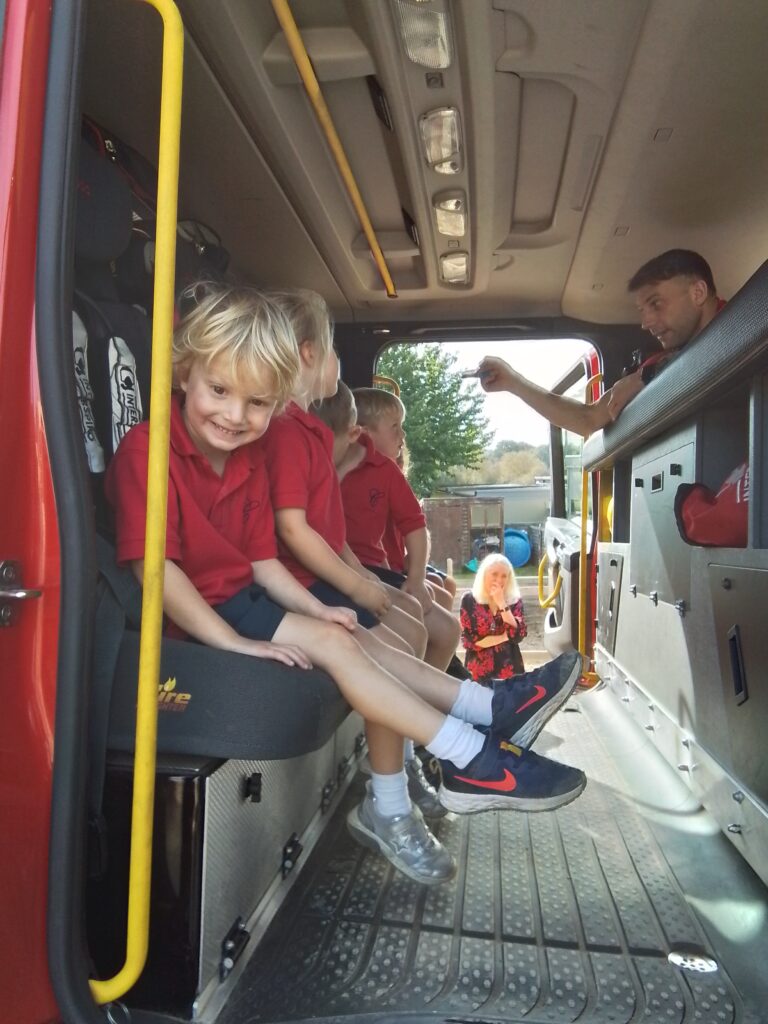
35, 1, 768, 1022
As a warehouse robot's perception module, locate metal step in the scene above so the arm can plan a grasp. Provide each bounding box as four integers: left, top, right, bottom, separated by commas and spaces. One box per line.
218, 690, 767, 1024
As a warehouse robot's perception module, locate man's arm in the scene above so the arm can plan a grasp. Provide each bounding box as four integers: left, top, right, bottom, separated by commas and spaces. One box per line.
477, 356, 617, 438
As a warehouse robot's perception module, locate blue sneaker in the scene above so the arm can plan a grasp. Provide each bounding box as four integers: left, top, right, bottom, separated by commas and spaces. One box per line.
438, 733, 586, 813
491, 650, 581, 748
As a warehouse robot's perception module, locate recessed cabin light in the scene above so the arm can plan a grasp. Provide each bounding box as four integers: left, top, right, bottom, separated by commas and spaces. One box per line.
440, 251, 469, 284
419, 107, 462, 174
394, 1, 452, 69
434, 191, 466, 237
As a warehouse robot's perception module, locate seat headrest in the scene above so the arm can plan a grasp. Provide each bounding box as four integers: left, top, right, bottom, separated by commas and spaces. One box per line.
75, 137, 133, 263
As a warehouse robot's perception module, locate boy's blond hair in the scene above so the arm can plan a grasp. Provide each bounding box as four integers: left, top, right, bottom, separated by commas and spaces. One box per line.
472, 553, 520, 604
352, 387, 405, 428
173, 282, 300, 407
313, 380, 356, 435
268, 289, 334, 405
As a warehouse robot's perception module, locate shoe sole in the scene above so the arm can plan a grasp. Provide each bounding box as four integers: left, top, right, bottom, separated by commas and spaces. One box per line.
438, 774, 587, 814
346, 806, 456, 885
509, 655, 582, 748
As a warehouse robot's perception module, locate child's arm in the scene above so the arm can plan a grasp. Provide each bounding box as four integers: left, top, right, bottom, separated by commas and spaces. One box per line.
400, 526, 433, 613
131, 558, 312, 668
339, 542, 381, 582
250, 557, 357, 630
274, 508, 391, 618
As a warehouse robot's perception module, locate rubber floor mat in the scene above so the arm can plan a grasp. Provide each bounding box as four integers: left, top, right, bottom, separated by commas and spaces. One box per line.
220, 698, 764, 1024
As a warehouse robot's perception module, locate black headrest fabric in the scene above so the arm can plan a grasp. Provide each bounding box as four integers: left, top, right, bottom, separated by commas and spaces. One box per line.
75, 138, 133, 263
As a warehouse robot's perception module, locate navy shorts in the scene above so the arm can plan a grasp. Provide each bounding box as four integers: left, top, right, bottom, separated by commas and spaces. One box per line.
215, 584, 286, 641
308, 581, 378, 629
365, 564, 407, 589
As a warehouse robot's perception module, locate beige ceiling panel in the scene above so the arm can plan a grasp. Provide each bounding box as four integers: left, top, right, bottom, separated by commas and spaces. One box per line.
565, 0, 768, 324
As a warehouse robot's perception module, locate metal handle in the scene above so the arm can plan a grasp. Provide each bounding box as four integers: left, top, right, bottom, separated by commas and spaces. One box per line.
1, 587, 42, 600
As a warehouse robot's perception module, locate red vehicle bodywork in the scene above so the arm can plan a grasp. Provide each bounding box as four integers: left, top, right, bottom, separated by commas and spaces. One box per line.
0, 1, 60, 1019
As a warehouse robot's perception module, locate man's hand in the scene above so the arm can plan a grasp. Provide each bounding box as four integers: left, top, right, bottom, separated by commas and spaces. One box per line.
606, 371, 644, 420
317, 605, 358, 632
351, 577, 392, 618
402, 576, 434, 614
476, 356, 518, 393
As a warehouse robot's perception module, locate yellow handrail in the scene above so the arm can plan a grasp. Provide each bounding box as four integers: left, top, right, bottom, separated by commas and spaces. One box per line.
578, 373, 603, 685
269, 0, 397, 298
537, 553, 562, 609
89, 0, 183, 1004
373, 374, 400, 396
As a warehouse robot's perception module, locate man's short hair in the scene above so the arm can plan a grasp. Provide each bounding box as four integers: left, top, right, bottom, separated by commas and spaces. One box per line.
628, 249, 716, 295
353, 387, 405, 428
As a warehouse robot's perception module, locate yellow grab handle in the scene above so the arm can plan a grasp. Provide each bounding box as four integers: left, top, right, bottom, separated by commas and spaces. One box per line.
577, 372, 603, 684
537, 553, 562, 610
270, 0, 397, 297
89, 0, 183, 1004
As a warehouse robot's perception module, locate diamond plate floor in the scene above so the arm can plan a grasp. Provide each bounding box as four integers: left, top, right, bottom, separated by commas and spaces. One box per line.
219, 692, 766, 1024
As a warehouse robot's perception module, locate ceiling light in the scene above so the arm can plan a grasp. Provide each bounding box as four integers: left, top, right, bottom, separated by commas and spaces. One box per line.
419, 107, 462, 173
394, 1, 452, 69
434, 190, 466, 236
440, 251, 469, 284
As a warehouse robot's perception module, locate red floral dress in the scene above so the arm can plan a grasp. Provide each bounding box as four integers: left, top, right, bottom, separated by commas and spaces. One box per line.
459, 592, 527, 685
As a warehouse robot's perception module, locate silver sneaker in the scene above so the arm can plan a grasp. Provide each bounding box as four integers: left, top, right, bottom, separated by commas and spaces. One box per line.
347, 782, 456, 885
406, 756, 447, 820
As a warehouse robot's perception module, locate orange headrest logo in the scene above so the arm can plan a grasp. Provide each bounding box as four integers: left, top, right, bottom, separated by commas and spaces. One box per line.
157, 677, 191, 712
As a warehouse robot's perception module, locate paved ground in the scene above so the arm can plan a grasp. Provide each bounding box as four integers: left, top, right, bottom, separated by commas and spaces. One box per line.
453, 577, 549, 669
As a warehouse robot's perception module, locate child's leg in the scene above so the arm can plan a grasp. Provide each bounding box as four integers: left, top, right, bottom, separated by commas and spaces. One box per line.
421, 600, 461, 671
378, 602, 428, 659
429, 582, 454, 611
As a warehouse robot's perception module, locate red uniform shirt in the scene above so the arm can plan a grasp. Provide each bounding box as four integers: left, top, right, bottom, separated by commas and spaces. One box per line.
105, 396, 276, 606
262, 402, 346, 587
341, 433, 426, 568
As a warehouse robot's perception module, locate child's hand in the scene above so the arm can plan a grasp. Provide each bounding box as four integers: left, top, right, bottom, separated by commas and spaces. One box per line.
402, 577, 433, 615
352, 577, 392, 618
235, 637, 313, 669
319, 605, 358, 632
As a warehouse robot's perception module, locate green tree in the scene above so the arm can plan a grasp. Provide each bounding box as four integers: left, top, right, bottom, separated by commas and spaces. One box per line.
377, 343, 492, 497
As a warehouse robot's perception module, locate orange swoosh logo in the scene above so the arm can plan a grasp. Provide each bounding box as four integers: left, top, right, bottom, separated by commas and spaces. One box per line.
453, 768, 517, 792
516, 684, 546, 714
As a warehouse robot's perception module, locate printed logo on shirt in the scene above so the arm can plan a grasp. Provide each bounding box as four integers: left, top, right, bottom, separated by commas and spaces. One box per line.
243, 499, 261, 522
368, 488, 385, 509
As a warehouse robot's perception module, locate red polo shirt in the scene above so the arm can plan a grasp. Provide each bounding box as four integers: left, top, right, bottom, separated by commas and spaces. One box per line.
341, 433, 426, 568
262, 402, 346, 586
105, 396, 276, 606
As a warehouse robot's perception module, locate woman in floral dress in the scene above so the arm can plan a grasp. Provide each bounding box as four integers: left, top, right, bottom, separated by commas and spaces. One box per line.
460, 553, 527, 685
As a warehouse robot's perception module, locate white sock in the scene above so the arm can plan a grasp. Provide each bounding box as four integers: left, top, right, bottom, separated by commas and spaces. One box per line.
426, 716, 484, 769
403, 739, 415, 762
450, 679, 493, 726
370, 770, 411, 817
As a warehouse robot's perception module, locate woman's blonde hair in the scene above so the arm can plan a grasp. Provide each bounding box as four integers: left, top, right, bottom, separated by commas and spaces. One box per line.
268, 288, 334, 406
173, 282, 300, 407
472, 552, 520, 605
